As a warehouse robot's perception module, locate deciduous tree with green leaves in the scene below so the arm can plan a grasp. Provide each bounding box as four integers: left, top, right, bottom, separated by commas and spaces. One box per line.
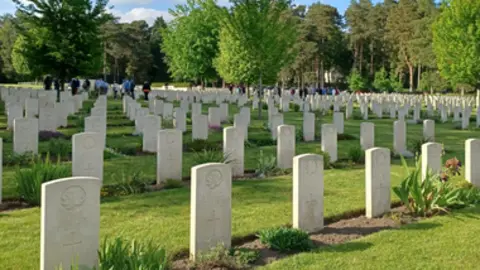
219, 0, 297, 119
12, 0, 110, 100
162, 0, 221, 86
432, 0, 480, 89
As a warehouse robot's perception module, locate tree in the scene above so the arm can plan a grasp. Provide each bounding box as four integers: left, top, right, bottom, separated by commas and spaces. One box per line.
162, 0, 221, 85
219, 0, 296, 118
433, 0, 480, 88
373, 67, 391, 92
13, 0, 110, 100
149, 17, 170, 82
348, 69, 367, 91
0, 14, 18, 81
386, 0, 419, 91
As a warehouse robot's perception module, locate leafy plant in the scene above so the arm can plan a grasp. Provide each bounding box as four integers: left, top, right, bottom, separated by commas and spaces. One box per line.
289, 103, 300, 112
38, 131, 67, 141
192, 149, 232, 167
347, 145, 364, 163
101, 171, 148, 197
257, 227, 313, 253
185, 139, 222, 152
15, 154, 70, 206
408, 137, 432, 155
163, 179, 184, 190
191, 245, 258, 270
98, 238, 168, 270
319, 150, 331, 169
255, 150, 278, 177
162, 119, 174, 129
3, 151, 36, 166
393, 156, 470, 216
46, 139, 72, 160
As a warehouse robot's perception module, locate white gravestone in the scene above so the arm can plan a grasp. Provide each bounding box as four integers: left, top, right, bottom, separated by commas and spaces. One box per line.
142, 116, 162, 153
163, 103, 174, 120
192, 115, 209, 140
157, 129, 183, 184
84, 116, 106, 150
39, 107, 57, 132
233, 114, 248, 141
303, 112, 315, 142
423, 119, 435, 141
365, 147, 391, 218
293, 154, 324, 233
393, 120, 413, 157
270, 114, 284, 140
465, 139, 480, 188
174, 108, 187, 133
360, 122, 374, 150
190, 163, 232, 259
7, 104, 23, 129
40, 177, 101, 270
321, 124, 337, 162
208, 107, 221, 128
421, 142, 442, 181
277, 125, 295, 169
72, 132, 104, 182
14, 118, 39, 154
333, 112, 344, 134
223, 127, 244, 177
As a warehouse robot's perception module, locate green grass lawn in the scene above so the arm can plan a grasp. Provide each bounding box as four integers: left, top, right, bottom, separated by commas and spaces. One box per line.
261, 205, 480, 270
0, 96, 478, 269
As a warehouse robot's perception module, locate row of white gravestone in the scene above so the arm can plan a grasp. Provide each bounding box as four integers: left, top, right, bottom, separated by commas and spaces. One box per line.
10, 94, 87, 155
36, 137, 480, 269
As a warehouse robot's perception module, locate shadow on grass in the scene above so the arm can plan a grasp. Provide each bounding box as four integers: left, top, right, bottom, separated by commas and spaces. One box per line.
315, 242, 374, 254
399, 222, 442, 231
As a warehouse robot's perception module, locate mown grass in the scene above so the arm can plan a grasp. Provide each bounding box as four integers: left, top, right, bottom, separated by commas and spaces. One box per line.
261, 205, 480, 270
0, 96, 478, 269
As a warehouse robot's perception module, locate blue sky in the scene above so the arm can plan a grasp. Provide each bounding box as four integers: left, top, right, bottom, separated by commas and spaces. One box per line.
1, 0, 383, 25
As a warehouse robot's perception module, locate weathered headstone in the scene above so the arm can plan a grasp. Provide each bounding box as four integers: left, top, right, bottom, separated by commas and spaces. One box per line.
360, 122, 374, 150
40, 177, 101, 270
84, 116, 106, 150
293, 154, 324, 232
157, 129, 183, 184
174, 108, 187, 133
466, 139, 480, 188
39, 107, 57, 132
208, 107, 221, 128
192, 115, 209, 140
223, 127, 244, 176
190, 163, 231, 259
393, 120, 413, 157
154, 99, 164, 116
270, 114, 284, 140
277, 125, 295, 169
421, 142, 442, 181
365, 147, 391, 218
142, 116, 162, 153
72, 132, 104, 182
14, 118, 39, 154
321, 124, 337, 162
333, 112, 344, 134
7, 104, 23, 129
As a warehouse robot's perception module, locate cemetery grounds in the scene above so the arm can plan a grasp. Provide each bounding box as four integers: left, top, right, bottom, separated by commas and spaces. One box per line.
0, 88, 479, 269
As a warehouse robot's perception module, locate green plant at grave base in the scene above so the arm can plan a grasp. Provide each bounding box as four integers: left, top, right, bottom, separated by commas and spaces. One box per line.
102, 170, 148, 197
190, 244, 259, 270
15, 154, 70, 206
295, 128, 303, 142
257, 227, 313, 253
248, 137, 276, 147
163, 179, 184, 190
75, 115, 85, 129
97, 238, 168, 270
3, 151, 37, 166
319, 150, 331, 169
47, 139, 72, 160
393, 156, 480, 217
290, 103, 300, 112
191, 149, 232, 167
185, 139, 222, 152
262, 103, 268, 110
409, 137, 432, 156
255, 150, 279, 177
347, 145, 364, 163
163, 119, 174, 129
337, 133, 357, 141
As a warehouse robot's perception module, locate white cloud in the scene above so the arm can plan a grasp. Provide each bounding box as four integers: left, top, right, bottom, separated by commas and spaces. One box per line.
109, 0, 153, 5
110, 8, 173, 25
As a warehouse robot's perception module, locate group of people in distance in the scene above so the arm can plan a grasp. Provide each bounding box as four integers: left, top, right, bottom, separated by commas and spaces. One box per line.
42, 75, 152, 100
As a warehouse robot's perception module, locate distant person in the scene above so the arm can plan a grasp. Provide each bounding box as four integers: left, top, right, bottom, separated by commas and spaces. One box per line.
100, 80, 108, 95
70, 78, 80, 95
143, 81, 151, 100
130, 79, 136, 99
83, 79, 91, 92
53, 78, 60, 91
44, 75, 52, 90
112, 82, 119, 99
228, 84, 233, 94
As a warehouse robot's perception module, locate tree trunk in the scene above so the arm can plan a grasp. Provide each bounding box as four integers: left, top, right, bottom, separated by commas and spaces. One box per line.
417, 65, 422, 90
359, 41, 364, 75
103, 43, 107, 81
408, 64, 414, 92
58, 79, 65, 102
353, 42, 359, 71
258, 73, 263, 120
370, 42, 374, 78
315, 56, 319, 89
320, 60, 325, 89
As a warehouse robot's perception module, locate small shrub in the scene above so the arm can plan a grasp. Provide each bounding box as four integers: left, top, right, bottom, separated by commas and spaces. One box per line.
101, 171, 147, 197
185, 139, 222, 152
191, 245, 258, 270
163, 119, 174, 128
257, 227, 313, 253
337, 133, 357, 141
255, 150, 278, 177
39, 131, 67, 141
46, 139, 71, 160
3, 151, 36, 166
248, 137, 276, 147
163, 179, 184, 189
319, 150, 331, 169
409, 137, 432, 155
347, 145, 364, 163
262, 103, 268, 110
98, 238, 168, 270
295, 128, 303, 142
289, 103, 300, 112
192, 149, 232, 166
15, 155, 70, 206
